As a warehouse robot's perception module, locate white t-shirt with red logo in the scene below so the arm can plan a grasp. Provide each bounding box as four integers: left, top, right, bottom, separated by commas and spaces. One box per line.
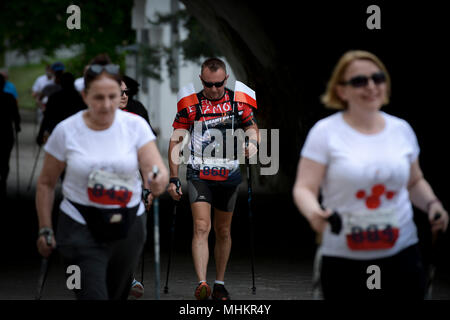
301, 111, 420, 260
44, 109, 156, 225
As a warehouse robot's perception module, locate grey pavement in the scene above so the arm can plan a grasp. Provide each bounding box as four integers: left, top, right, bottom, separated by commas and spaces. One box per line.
2, 109, 450, 300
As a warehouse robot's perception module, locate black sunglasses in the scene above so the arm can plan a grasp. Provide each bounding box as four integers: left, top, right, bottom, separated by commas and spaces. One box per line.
121, 89, 130, 96
341, 72, 386, 88
87, 64, 120, 76
201, 77, 227, 88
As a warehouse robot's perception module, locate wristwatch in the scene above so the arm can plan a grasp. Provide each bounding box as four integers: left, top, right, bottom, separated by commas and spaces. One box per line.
38, 227, 54, 246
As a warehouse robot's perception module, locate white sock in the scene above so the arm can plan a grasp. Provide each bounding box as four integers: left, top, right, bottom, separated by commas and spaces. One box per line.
199, 280, 207, 284
214, 280, 225, 285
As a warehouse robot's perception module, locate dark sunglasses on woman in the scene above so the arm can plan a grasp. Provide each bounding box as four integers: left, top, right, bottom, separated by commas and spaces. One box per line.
341, 71, 386, 88
121, 89, 130, 96
201, 77, 226, 88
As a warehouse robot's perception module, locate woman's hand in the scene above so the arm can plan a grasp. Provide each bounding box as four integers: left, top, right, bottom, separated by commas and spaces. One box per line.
145, 192, 154, 211
148, 170, 168, 197
308, 207, 333, 234
428, 201, 449, 234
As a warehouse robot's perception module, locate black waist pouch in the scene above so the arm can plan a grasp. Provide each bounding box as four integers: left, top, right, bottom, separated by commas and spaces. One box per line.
68, 199, 140, 243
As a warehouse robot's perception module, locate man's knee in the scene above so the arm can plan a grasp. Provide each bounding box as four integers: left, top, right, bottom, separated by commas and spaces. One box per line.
193, 220, 211, 238
214, 225, 231, 241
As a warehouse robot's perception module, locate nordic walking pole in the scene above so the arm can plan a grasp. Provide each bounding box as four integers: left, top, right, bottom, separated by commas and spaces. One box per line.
35, 232, 53, 300
151, 165, 161, 300
141, 188, 152, 285
27, 146, 42, 191
164, 179, 181, 294
246, 162, 256, 294
426, 213, 444, 299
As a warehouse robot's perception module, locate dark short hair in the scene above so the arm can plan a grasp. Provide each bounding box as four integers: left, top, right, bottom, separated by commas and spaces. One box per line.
0, 74, 5, 91
60, 72, 75, 90
83, 53, 121, 91
201, 58, 227, 74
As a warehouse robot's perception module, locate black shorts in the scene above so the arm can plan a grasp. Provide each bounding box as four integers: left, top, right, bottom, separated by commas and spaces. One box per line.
187, 179, 239, 212
320, 244, 426, 300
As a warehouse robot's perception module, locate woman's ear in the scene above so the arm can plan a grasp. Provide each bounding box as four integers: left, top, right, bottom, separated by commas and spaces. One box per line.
81, 88, 88, 105
335, 84, 347, 103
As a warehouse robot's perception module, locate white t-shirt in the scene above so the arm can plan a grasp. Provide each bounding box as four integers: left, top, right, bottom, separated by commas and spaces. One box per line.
74, 77, 84, 92
301, 111, 420, 260
32, 74, 54, 93
44, 109, 156, 224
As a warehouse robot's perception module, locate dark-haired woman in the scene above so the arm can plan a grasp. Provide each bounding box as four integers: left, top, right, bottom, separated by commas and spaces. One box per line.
36, 56, 168, 300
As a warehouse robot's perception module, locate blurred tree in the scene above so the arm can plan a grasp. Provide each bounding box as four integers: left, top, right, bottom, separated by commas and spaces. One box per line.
0, 0, 135, 68
148, 9, 221, 71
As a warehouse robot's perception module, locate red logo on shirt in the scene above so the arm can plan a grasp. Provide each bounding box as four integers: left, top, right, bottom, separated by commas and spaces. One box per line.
355, 184, 397, 209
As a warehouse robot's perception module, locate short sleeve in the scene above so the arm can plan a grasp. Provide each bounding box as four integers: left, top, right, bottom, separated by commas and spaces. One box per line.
239, 102, 255, 127
44, 123, 67, 162
135, 116, 156, 149
402, 120, 420, 163
172, 108, 193, 130
32, 76, 41, 93
300, 120, 330, 165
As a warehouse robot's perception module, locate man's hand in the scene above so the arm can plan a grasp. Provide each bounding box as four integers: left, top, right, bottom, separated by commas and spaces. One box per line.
168, 177, 182, 201
36, 229, 56, 258
244, 140, 258, 159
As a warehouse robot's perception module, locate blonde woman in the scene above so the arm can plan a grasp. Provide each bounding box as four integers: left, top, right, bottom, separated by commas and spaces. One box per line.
293, 50, 448, 299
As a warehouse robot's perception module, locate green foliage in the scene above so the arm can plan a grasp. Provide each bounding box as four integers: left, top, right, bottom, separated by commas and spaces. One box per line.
139, 44, 162, 81
0, 1, 221, 82
146, 9, 222, 73
0, 0, 135, 63
180, 14, 221, 63
9, 62, 48, 109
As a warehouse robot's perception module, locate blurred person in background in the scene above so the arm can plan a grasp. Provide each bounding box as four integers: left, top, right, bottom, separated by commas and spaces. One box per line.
0, 74, 21, 200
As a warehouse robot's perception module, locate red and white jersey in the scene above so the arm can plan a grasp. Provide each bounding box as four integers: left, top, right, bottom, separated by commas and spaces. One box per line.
172, 88, 255, 184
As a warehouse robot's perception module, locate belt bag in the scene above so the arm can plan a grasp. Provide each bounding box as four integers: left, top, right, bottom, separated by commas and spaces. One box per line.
69, 199, 139, 243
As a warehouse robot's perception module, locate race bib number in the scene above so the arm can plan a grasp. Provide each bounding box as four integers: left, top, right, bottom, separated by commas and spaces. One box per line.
344, 209, 399, 250
87, 170, 135, 207
199, 164, 229, 181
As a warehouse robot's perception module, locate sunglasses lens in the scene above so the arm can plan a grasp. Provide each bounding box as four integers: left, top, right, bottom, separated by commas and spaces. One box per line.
201, 77, 226, 88
214, 80, 225, 87
105, 64, 120, 75
90, 64, 102, 74
372, 72, 386, 84
349, 76, 368, 87
89, 64, 120, 75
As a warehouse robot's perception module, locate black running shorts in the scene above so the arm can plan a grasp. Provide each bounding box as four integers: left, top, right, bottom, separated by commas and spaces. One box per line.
187, 179, 239, 212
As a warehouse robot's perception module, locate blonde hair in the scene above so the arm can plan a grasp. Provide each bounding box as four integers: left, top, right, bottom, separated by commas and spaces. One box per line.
321, 50, 391, 109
